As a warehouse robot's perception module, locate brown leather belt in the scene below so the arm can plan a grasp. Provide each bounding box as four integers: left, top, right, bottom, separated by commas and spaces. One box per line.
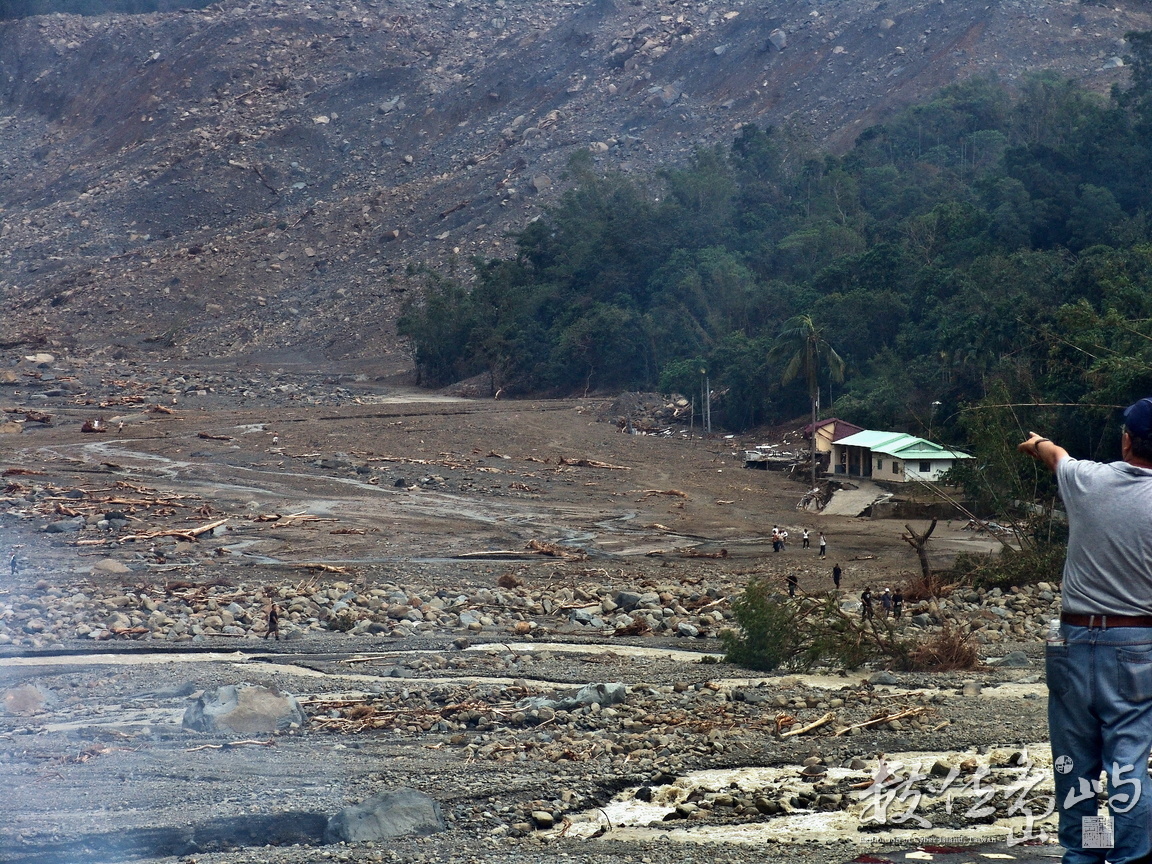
1061, 612, 1152, 629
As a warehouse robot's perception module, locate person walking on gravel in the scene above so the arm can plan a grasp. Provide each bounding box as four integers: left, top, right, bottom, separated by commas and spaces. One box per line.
818, 532, 827, 558
1019, 396, 1152, 864
265, 603, 281, 641
832, 563, 842, 590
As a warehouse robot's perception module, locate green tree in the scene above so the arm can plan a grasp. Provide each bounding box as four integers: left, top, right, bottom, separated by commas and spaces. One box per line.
769, 315, 846, 488
709, 333, 774, 429
721, 579, 807, 671
397, 273, 481, 387
658, 357, 707, 400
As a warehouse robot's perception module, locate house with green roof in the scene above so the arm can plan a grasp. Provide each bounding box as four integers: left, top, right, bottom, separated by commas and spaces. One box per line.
830, 429, 972, 483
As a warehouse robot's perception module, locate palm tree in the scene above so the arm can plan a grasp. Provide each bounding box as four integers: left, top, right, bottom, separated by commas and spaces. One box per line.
769, 315, 847, 490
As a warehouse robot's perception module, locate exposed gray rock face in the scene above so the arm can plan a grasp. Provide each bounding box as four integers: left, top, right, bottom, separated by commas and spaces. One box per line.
182, 684, 306, 734
324, 788, 445, 843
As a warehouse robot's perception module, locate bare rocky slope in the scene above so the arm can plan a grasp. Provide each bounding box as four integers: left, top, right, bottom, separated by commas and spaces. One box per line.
0, 0, 1149, 370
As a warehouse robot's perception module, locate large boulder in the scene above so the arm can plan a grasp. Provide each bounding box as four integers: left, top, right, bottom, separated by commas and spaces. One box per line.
325, 788, 445, 843
517, 681, 627, 712
614, 590, 643, 611
2, 684, 53, 716
182, 685, 306, 734
996, 650, 1031, 668
43, 517, 84, 533
91, 558, 132, 575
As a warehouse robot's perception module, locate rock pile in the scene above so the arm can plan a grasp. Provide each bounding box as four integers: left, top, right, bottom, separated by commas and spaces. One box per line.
311, 670, 948, 751
0, 574, 744, 647
916, 582, 1061, 645
598, 392, 693, 434
0, 569, 1063, 650
300, 663, 1047, 839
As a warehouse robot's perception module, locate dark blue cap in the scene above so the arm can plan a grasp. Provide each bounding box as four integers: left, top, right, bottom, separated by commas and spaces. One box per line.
1124, 397, 1152, 437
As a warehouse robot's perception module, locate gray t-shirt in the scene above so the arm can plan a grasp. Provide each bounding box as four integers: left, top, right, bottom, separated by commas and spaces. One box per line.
1057, 456, 1152, 615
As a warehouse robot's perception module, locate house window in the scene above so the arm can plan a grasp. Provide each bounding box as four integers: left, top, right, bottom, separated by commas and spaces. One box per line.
876, 458, 883, 471
919, 461, 931, 473
892, 461, 901, 474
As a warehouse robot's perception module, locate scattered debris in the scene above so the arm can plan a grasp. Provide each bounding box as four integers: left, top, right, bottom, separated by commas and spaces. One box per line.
557, 457, 630, 470
525, 540, 587, 561
638, 489, 689, 501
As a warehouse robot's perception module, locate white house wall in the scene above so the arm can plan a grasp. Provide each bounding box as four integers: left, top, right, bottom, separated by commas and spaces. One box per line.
902, 461, 952, 483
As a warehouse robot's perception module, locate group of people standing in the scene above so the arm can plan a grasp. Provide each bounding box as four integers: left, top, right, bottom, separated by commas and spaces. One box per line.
781, 555, 906, 621
858, 586, 904, 620
771, 526, 910, 623
771, 525, 826, 557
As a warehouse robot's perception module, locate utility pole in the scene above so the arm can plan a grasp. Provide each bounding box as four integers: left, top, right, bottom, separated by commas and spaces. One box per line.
700, 368, 712, 436
700, 373, 709, 435
810, 392, 819, 491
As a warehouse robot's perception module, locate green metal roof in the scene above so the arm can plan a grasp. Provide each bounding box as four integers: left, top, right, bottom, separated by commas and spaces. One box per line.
835, 429, 972, 461
834, 430, 912, 449
883, 444, 973, 460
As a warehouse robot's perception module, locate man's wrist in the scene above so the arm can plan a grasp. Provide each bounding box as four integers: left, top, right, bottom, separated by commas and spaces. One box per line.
1032, 437, 1051, 457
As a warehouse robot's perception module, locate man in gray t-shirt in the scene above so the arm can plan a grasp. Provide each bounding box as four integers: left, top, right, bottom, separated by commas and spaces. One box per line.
1019, 397, 1152, 864
1056, 457, 1152, 617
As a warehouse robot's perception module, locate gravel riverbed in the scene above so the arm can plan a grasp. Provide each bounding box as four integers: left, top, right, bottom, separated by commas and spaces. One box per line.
2, 357, 1063, 863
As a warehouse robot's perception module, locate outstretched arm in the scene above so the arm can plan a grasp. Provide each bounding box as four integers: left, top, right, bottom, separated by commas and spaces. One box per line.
1017, 431, 1069, 472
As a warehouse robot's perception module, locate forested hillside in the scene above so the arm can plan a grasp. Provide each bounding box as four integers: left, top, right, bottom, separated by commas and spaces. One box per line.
401, 55, 1152, 462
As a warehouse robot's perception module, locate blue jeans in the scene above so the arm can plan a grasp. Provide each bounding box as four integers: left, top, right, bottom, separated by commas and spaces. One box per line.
1047, 624, 1152, 864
